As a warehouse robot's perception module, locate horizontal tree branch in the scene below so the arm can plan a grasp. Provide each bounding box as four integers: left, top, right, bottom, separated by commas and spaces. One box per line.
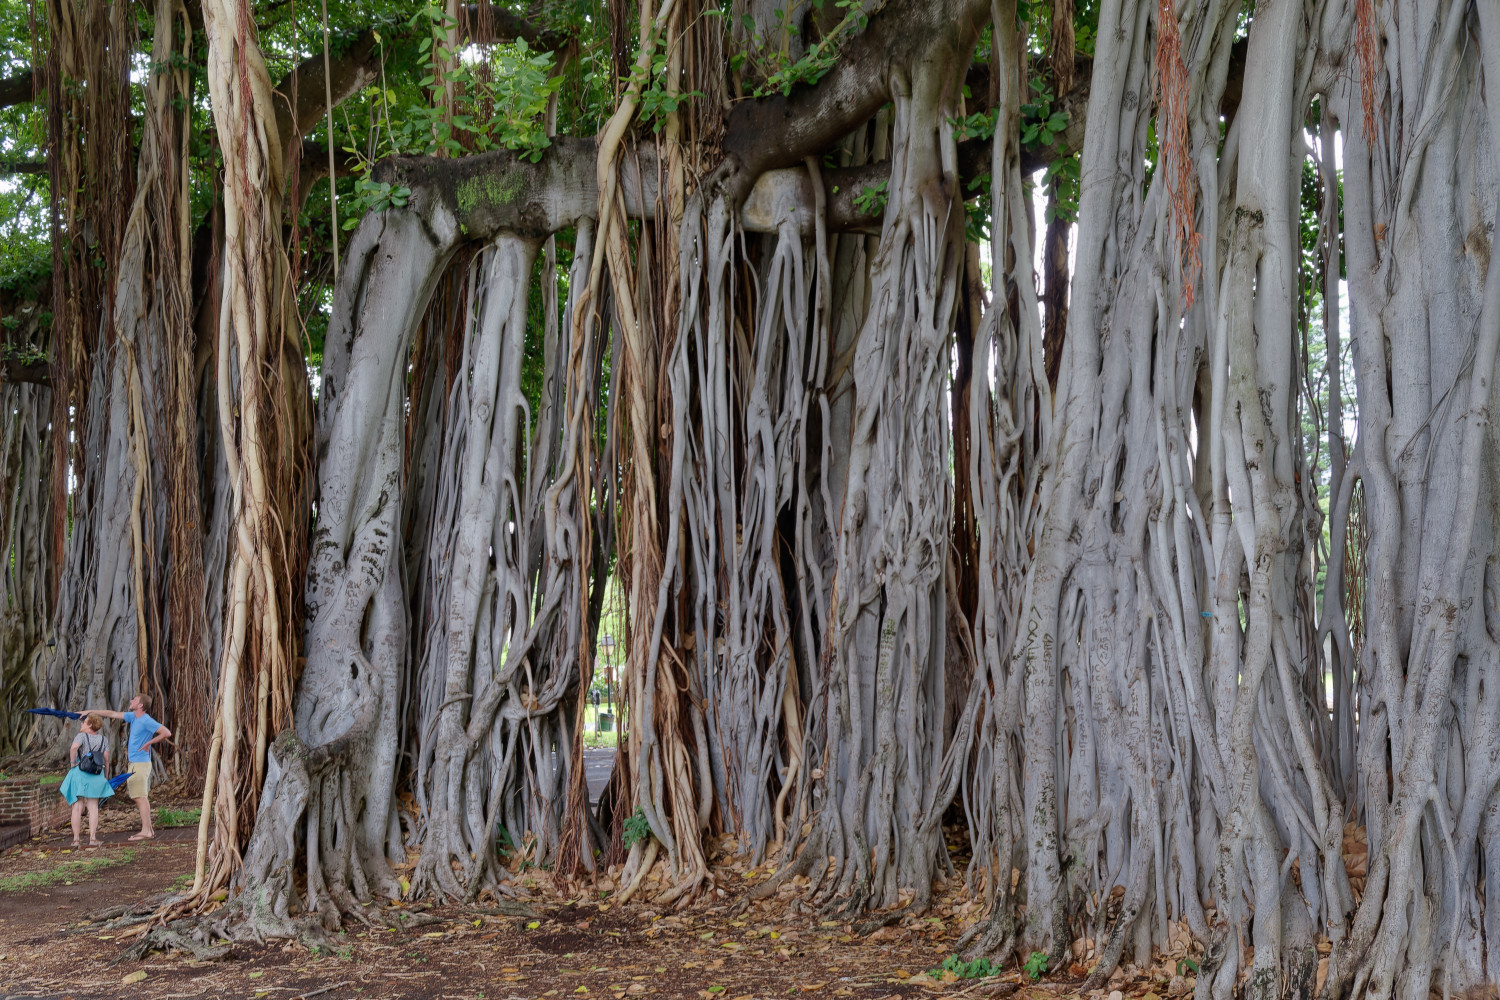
373, 134, 994, 240
716, 0, 990, 203
0, 68, 39, 109
457, 4, 567, 50
0, 158, 47, 176
0, 357, 52, 386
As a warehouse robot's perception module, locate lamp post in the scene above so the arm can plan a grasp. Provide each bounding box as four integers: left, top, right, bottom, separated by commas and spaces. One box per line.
600, 634, 616, 729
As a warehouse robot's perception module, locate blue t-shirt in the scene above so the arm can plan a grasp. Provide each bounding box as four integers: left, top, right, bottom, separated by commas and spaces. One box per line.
122, 711, 162, 763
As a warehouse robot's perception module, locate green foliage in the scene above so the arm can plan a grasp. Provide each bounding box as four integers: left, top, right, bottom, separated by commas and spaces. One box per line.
356, 33, 561, 165
965, 175, 992, 244
1044, 154, 1080, 224
450, 39, 564, 159
1021, 80, 1069, 150
1010, 78, 1080, 225
853, 180, 888, 217
953, 108, 998, 144
1023, 951, 1050, 980
623, 806, 653, 847
735, 0, 875, 98
638, 48, 705, 131
1017, 0, 1099, 55
0, 245, 50, 301
337, 6, 564, 230
521, 232, 573, 417
0, 1, 47, 275
930, 954, 999, 979
0, 340, 46, 365
342, 177, 412, 231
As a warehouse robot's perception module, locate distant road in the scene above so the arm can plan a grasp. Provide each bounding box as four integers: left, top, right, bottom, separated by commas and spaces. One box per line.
583, 747, 614, 807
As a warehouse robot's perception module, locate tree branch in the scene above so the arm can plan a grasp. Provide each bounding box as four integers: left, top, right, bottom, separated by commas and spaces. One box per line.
375, 137, 938, 238
291, 140, 360, 213
0, 159, 47, 176
457, 4, 566, 49
272, 32, 384, 166
716, 0, 990, 203
0, 357, 52, 386
0, 68, 40, 109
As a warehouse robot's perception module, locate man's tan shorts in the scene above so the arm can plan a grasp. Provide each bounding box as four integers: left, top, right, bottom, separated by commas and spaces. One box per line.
126, 761, 152, 799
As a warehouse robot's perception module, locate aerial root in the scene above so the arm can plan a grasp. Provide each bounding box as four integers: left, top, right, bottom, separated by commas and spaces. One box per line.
821, 880, 871, 920
740, 827, 822, 907
111, 921, 232, 965
956, 909, 1017, 963
614, 838, 661, 905
853, 904, 916, 937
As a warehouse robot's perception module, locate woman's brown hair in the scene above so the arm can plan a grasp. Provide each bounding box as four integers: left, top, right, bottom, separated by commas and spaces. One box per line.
83, 713, 104, 732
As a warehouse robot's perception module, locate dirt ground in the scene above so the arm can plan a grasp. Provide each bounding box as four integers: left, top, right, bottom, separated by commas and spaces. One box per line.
0, 802, 1187, 1000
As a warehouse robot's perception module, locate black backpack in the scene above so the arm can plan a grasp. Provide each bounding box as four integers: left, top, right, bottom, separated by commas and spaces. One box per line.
77, 733, 105, 775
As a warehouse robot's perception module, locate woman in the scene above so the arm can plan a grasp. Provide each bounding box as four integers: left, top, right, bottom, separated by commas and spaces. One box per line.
58, 713, 114, 847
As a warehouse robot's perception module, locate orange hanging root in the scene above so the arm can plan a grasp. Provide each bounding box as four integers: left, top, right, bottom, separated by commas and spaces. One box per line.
1155, 0, 1200, 308
1354, 0, 1380, 143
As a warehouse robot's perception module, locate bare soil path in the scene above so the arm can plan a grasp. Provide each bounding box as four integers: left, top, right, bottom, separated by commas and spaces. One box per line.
0, 814, 1161, 1000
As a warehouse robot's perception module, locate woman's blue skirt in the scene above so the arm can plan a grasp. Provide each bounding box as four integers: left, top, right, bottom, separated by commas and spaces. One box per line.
59, 767, 115, 804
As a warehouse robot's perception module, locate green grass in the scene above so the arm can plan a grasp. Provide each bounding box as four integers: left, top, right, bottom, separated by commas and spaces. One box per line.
0, 849, 136, 892
155, 807, 201, 828
38, 774, 63, 785
583, 728, 619, 748
580, 703, 624, 747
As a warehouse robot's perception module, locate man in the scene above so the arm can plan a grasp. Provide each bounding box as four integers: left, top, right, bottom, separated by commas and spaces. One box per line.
84, 693, 171, 841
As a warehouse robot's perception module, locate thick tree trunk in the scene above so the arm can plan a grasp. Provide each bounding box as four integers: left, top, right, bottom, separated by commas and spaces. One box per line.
1323, 6, 1500, 995
0, 308, 56, 754
808, 38, 974, 912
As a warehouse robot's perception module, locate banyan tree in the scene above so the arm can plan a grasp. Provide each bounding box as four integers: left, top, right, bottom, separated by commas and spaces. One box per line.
2, 0, 1499, 996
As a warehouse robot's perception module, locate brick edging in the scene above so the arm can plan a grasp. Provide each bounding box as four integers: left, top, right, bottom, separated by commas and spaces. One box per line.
0, 776, 73, 837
